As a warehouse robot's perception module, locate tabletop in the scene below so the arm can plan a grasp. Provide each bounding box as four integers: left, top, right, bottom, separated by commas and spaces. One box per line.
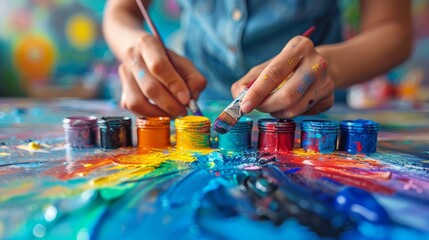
0, 98, 428, 239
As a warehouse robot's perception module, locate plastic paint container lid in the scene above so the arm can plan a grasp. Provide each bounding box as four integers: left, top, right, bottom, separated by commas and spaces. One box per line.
258, 118, 295, 132
229, 117, 253, 132
136, 117, 170, 128
258, 118, 277, 133
340, 119, 379, 132
98, 116, 131, 128
276, 119, 296, 132
63, 116, 98, 129
175, 116, 211, 130
301, 120, 339, 132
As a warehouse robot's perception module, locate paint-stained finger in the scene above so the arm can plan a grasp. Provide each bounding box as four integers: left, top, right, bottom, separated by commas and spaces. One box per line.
125, 59, 188, 117
270, 73, 334, 119
118, 63, 168, 117
240, 37, 311, 114
257, 57, 327, 113
302, 91, 335, 116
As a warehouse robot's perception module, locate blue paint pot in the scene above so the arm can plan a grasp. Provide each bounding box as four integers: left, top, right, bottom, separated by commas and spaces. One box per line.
338, 119, 379, 155
300, 120, 339, 153
218, 117, 253, 152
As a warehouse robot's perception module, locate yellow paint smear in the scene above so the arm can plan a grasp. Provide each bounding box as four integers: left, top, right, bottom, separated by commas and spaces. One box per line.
28, 142, 42, 150
114, 148, 214, 165
90, 166, 154, 187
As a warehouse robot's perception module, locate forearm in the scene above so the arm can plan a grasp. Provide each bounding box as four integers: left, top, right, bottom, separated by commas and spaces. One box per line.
103, 0, 151, 61
317, 0, 413, 89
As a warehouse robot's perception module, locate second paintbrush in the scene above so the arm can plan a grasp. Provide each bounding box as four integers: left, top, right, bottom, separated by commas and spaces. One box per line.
135, 0, 203, 116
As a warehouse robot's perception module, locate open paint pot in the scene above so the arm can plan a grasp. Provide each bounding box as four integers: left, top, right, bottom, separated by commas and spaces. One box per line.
98, 116, 132, 149
218, 117, 253, 152
300, 120, 339, 153
338, 119, 379, 155
136, 117, 171, 149
175, 116, 211, 149
63, 116, 98, 148
258, 118, 296, 154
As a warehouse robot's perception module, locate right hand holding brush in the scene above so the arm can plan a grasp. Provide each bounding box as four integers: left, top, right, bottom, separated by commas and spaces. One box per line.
231, 35, 335, 119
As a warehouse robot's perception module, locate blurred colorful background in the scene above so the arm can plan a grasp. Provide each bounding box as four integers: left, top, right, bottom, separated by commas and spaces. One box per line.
0, 0, 428, 108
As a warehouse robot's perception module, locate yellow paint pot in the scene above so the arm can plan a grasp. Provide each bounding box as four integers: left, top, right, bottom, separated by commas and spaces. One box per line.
175, 116, 211, 149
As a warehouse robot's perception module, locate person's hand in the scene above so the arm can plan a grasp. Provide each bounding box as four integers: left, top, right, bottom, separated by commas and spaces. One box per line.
231, 36, 334, 118
118, 33, 206, 117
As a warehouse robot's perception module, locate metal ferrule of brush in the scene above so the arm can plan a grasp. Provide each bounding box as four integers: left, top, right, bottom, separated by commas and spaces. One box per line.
188, 99, 203, 116
223, 88, 248, 121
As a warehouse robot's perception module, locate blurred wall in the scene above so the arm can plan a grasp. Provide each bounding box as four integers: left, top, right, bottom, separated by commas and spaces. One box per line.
0, 0, 179, 99
344, 0, 429, 108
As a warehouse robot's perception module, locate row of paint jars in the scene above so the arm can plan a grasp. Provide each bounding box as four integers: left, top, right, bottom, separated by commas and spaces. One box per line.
62, 115, 212, 150
300, 119, 379, 154
63, 116, 133, 149
63, 116, 379, 155
217, 117, 379, 155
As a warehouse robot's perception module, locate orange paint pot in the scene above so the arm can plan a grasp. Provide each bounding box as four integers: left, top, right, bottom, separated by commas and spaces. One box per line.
175, 116, 211, 149
136, 117, 171, 149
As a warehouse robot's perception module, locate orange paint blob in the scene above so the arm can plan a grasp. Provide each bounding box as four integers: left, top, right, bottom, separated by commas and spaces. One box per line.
137, 117, 171, 149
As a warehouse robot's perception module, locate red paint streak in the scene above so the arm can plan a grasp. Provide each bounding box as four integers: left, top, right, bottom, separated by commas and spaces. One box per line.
356, 141, 363, 153
307, 169, 395, 195
276, 152, 395, 194
314, 167, 392, 180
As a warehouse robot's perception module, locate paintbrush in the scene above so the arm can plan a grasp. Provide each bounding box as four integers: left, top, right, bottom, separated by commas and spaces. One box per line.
135, 0, 203, 116
212, 26, 316, 134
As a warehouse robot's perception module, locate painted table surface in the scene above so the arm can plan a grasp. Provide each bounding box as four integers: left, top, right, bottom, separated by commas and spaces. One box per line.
0, 98, 428, 240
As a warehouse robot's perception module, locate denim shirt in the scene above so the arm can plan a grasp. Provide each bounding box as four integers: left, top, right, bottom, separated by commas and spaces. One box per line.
177, 0, 343, 100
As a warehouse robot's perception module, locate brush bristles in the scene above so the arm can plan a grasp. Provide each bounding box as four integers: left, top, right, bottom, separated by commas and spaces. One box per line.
212, 111, 237, 134
193, 108, 203, 116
